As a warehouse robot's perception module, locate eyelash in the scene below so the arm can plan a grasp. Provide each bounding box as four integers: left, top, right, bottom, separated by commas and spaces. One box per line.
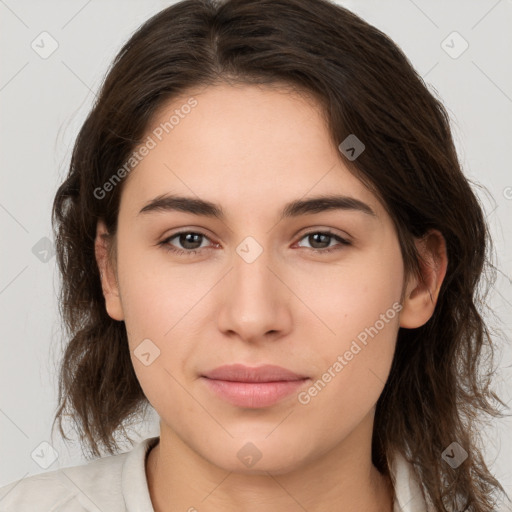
158, 230, 351, 257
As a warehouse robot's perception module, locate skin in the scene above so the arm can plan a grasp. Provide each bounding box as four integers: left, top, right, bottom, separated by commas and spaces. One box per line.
95, 83, 448, 512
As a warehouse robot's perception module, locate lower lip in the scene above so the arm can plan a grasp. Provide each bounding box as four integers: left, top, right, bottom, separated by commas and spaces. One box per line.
201, 377, 309, 408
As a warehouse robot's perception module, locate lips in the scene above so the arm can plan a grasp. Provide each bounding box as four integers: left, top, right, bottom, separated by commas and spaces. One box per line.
200, 364, 310, 408
201, 364, 308, 382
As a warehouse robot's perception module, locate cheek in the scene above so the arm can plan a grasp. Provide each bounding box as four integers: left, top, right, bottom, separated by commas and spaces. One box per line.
115, 249, 216, 397
115, 239, 212, 337
292, 241, 404, 339
297, 308, 399, 442
295, 247, 403, 418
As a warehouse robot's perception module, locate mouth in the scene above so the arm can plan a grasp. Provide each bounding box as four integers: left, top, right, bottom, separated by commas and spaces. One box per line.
200, 364, 310, 408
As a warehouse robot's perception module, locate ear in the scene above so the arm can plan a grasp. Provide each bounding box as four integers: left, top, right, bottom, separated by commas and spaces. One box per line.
94, 219, 124, 321
399, 229, 448, 329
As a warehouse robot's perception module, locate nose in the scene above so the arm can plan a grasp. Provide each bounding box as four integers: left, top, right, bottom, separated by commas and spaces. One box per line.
217, 240, 293, 344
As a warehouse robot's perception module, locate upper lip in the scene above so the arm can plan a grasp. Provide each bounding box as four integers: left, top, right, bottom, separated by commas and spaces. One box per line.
202, 364, 308, 382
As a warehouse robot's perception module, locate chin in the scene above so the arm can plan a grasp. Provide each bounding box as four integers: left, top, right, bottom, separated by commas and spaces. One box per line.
199, 437, 315, 476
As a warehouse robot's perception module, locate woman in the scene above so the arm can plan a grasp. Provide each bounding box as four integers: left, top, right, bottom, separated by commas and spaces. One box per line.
0, 0, 508, 510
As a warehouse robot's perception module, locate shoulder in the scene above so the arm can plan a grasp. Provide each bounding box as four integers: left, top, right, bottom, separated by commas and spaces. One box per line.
0, 439, 152, 512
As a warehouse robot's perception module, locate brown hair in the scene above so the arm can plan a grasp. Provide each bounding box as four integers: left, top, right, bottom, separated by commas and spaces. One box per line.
50, 0, 510, 510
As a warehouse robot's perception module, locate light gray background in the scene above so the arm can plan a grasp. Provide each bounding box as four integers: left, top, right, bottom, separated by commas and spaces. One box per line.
1, 0, 511, 508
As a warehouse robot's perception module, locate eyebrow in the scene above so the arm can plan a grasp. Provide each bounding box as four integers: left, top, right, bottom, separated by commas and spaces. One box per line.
138, 193, 377, 220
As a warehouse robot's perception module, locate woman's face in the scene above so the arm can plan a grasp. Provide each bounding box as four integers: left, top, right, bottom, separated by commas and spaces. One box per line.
97, 83, 415, 473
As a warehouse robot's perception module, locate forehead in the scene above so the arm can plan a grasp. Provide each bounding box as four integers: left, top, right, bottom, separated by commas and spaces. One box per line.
118, 83, 386, 223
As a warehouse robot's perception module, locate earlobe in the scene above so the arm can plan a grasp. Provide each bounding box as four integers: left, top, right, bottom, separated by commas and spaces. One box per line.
94, 220, 125, 321
399, 229, 448, 329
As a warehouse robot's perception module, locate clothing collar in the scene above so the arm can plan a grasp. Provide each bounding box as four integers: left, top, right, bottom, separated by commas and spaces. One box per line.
389, 451, 431, 511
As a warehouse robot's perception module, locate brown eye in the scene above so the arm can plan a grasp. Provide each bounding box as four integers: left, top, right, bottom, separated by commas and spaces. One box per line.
159, 231, 213, 256
296, 231, 351, 253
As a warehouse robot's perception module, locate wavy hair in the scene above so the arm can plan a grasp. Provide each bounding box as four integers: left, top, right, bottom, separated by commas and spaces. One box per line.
50, 0, 510, 510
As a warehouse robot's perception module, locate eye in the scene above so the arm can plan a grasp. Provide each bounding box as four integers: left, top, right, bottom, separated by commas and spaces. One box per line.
295, 230, 351, 254
159, 231, 214, 257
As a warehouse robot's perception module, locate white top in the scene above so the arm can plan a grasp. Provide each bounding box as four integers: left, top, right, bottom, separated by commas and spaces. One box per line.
0, 436, 432, 511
